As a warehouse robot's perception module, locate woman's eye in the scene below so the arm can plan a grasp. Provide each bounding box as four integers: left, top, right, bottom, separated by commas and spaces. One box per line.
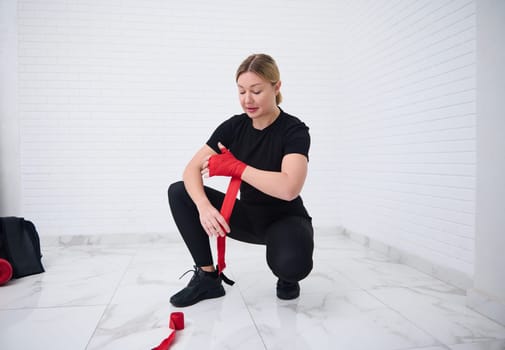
238, 90, 261, 95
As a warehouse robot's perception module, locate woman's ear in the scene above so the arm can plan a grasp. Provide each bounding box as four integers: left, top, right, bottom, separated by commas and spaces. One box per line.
274, 80, 281, 97
275, 80, 281, 93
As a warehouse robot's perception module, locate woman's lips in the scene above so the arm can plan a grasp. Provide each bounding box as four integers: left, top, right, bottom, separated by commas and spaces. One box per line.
246, 107, 258, 113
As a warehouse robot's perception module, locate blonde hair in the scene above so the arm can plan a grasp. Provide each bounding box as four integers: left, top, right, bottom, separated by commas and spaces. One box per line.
235, 53, 282, 105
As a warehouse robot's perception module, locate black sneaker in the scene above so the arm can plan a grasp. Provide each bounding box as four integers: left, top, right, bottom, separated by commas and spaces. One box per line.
276, 279, 300, 300
170, 266, 225, 307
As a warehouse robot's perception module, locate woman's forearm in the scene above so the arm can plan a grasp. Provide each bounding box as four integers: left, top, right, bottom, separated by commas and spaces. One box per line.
182, 145, 217, 209
183, 164, 210, 209
240, 154, 308, 202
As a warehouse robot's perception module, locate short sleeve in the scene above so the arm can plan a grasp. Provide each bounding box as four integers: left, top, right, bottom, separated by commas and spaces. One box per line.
206, 118, 233, 153
284, 122, 310, 160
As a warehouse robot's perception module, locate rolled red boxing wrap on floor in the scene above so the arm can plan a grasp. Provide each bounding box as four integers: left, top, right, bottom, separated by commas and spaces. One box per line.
217, 176, 241, 274
151, 312, 185, 350
0, 258, 13, 286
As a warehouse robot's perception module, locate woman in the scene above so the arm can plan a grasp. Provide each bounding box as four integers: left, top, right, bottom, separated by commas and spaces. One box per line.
168, 53, 313, 307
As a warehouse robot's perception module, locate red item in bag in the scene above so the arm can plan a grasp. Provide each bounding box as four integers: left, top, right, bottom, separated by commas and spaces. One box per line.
0, 258, 13, 285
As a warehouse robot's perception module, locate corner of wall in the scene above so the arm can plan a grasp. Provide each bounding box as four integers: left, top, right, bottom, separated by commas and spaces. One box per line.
471, 0, 505, 327
0, 0, 21, 216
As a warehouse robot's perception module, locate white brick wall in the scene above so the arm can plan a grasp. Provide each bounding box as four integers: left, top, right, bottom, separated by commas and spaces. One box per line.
16, 0, 344, 235
9, 0, 477, 276
335, 0, 476, 275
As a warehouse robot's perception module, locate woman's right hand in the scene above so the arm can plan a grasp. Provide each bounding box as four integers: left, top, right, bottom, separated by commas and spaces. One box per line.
196, 199, 230, 238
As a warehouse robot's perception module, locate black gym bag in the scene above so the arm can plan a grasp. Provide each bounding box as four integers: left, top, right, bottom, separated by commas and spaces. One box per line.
0, 217, 45, 278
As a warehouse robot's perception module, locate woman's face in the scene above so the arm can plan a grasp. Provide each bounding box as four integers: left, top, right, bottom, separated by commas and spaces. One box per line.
237, 72, 280, 123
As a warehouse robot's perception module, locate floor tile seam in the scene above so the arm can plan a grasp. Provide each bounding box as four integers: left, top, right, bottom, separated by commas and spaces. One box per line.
449, 339, 505, 347
234, 283, 269, 350
364, 286, 456, 348
84, 253, 137, 350
401, 344, 451, 350
0, 304, 109, 311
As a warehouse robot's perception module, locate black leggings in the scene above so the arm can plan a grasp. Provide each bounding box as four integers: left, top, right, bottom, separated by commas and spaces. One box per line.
168, 181, 314, 282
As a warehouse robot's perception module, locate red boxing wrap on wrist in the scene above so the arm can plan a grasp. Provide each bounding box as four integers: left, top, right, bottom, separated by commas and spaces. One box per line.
208, 148, 247, 179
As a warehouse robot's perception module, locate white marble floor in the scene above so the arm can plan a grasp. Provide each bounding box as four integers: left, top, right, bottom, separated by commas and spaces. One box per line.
1, 231, 505, 350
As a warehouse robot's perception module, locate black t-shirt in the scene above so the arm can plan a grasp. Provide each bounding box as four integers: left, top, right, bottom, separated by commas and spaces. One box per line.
206, 109, 311, 219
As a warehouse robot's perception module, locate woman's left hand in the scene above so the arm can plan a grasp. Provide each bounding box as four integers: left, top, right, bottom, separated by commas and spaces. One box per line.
202, 142, 247, 178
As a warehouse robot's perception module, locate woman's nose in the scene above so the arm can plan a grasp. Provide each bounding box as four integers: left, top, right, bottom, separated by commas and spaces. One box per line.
245, 92, 254, 103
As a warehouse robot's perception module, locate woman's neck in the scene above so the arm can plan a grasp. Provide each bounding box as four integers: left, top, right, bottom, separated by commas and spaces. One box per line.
252, 106, 281, 130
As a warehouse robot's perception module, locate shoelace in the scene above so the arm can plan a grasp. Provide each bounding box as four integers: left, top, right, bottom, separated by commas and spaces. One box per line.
177, 265, 234, 286
178, 266, 198, 280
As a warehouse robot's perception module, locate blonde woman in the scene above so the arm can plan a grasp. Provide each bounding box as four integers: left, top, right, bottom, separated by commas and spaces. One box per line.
168, 54, 313, 307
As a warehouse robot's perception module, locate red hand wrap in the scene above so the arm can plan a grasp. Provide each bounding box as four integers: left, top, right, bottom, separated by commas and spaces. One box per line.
208, 148, 247, 179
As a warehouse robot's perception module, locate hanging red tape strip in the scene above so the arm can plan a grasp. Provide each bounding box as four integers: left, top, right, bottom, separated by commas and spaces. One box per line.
217, 176, 241, 274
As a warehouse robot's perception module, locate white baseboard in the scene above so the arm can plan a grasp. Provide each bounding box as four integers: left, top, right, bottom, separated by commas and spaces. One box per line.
40, 232, 178, 247
341, 227, 473, 290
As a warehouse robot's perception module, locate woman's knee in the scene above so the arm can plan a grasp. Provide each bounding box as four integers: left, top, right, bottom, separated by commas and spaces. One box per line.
167, 181, 194, 213
269, 253, 313, 282
168, 181, 185, 199
266, 217, 314, 282
167, 181, 186, 197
